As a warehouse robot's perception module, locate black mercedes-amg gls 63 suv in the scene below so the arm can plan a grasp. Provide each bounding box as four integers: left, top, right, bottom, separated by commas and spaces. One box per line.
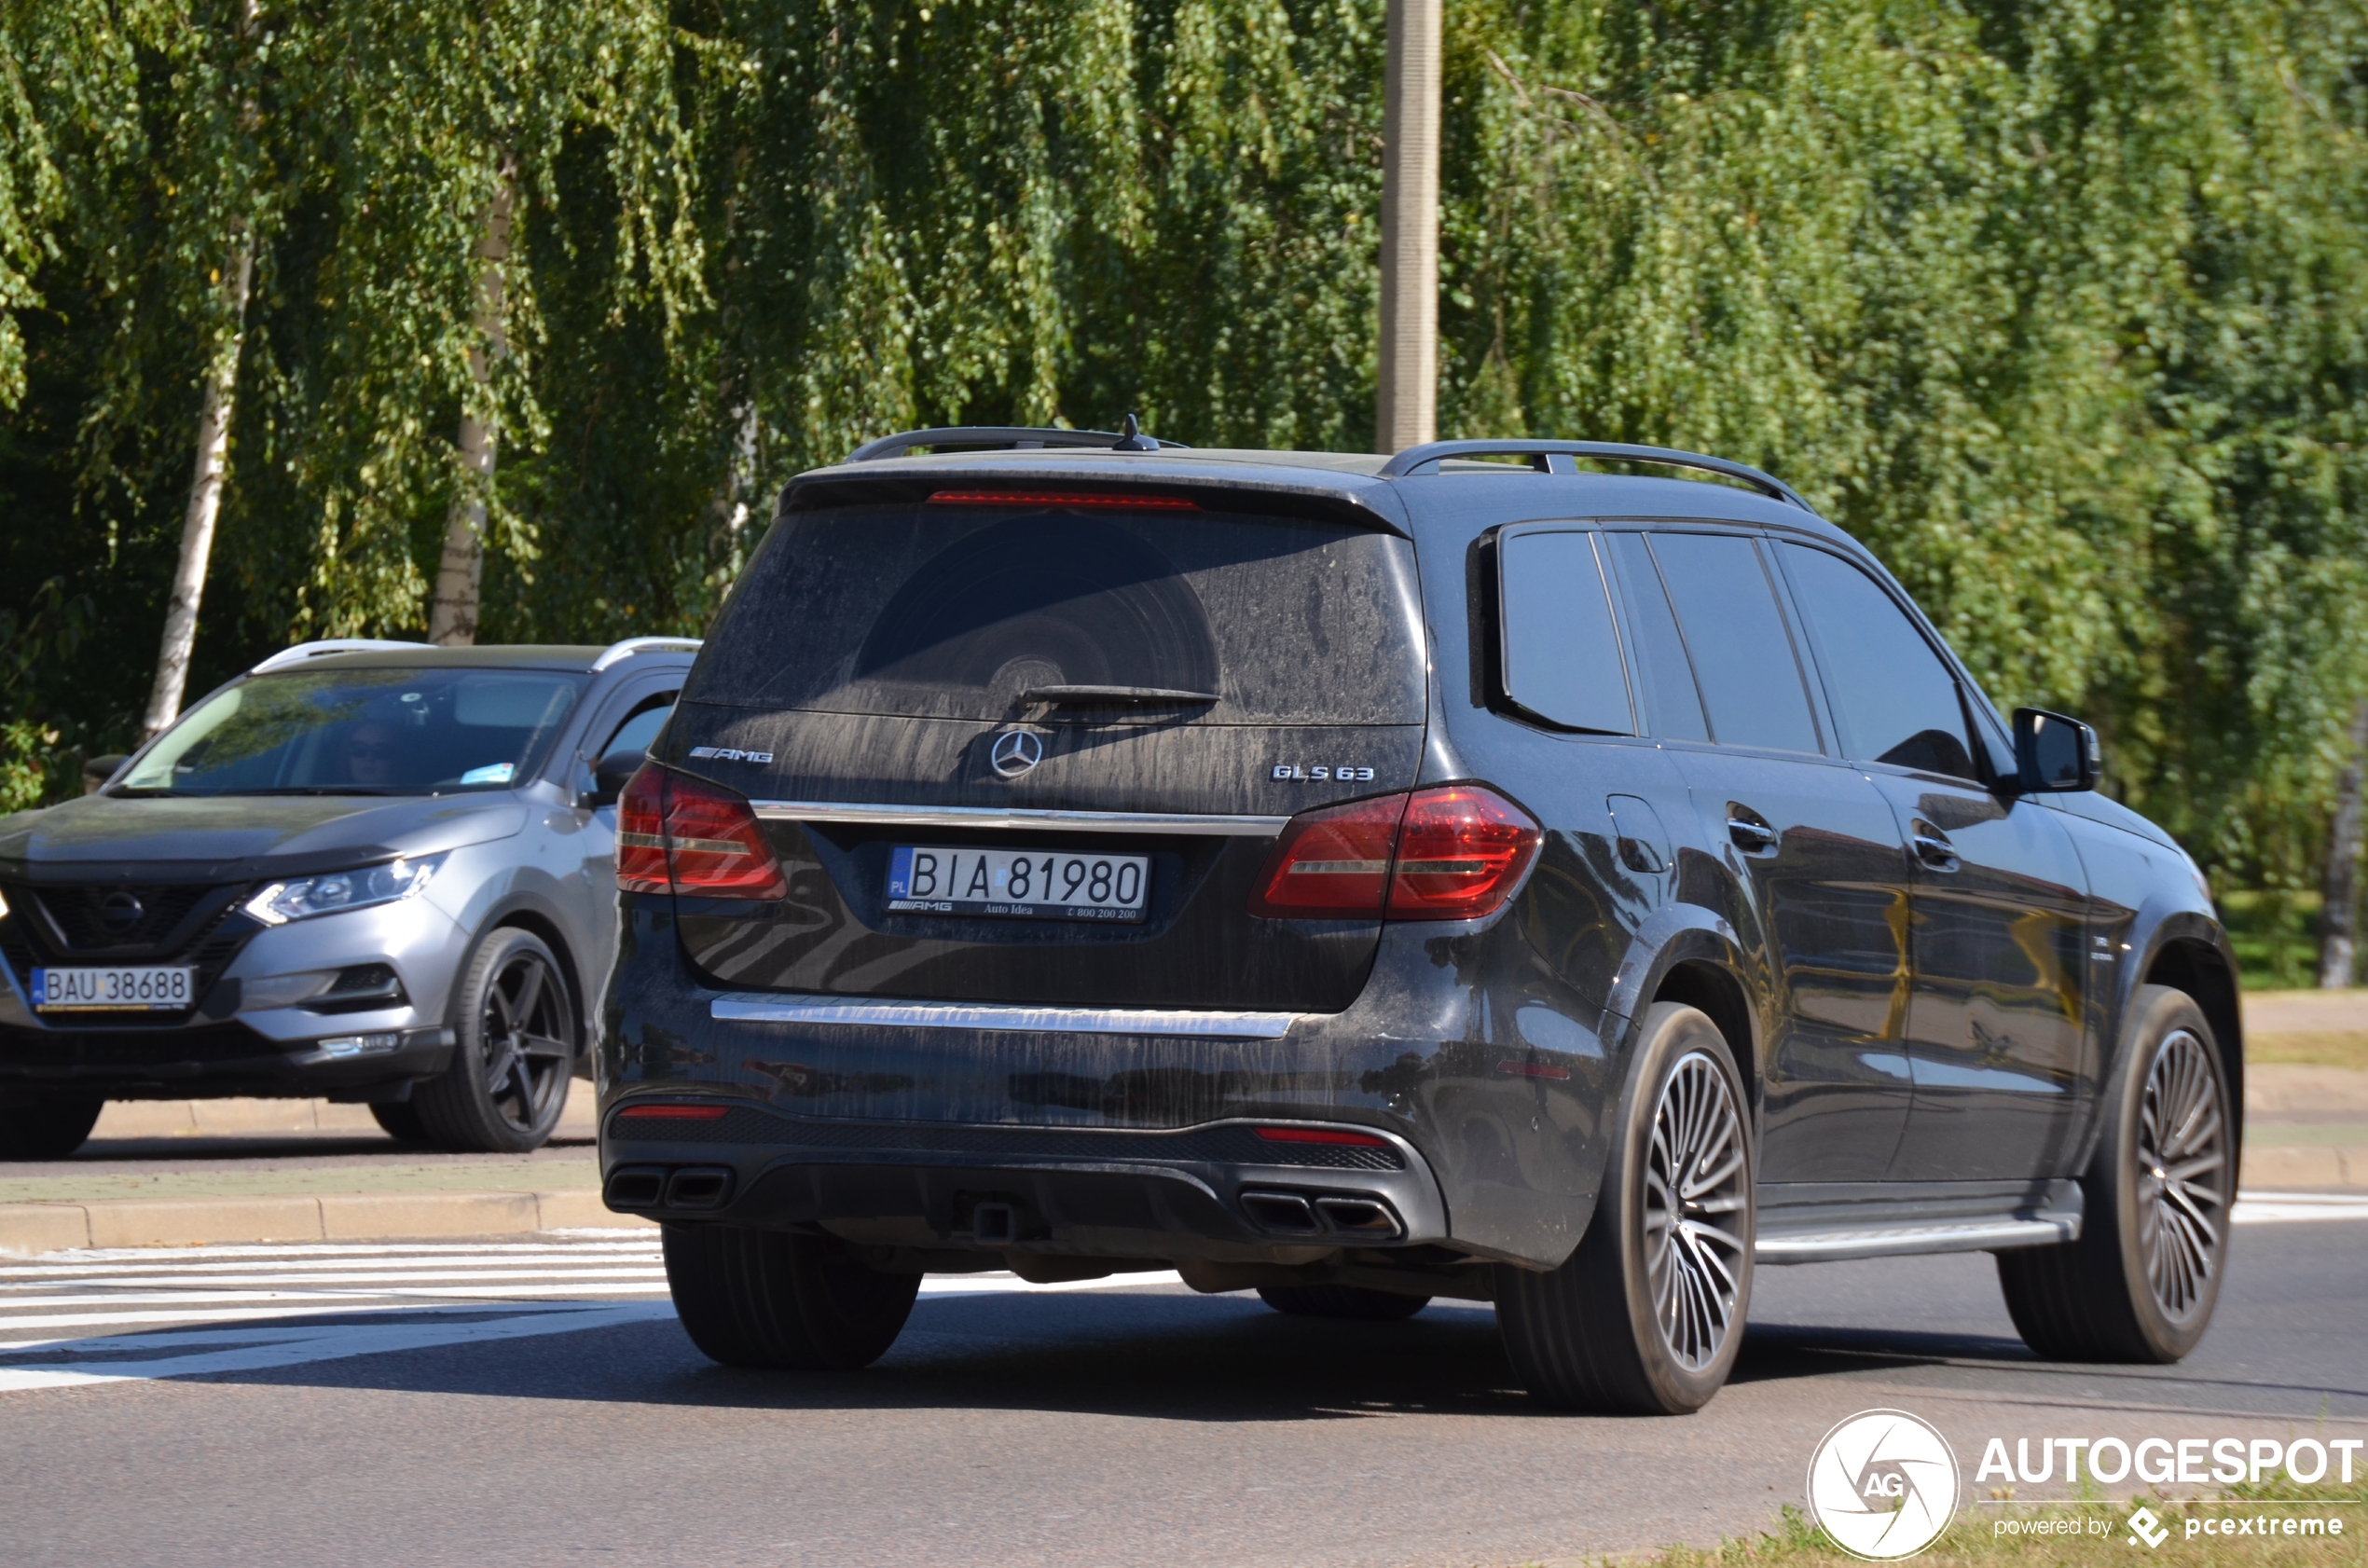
596, 427, 2238, 1414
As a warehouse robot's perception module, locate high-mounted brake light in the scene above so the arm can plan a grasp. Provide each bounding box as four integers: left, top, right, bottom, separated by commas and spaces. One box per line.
927, 489, 1199, 511
1250, 784, 1540, 922
613, 763, 788, 901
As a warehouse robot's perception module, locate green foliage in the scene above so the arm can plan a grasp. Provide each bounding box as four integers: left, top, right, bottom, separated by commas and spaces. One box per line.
3, 0, 2367, 905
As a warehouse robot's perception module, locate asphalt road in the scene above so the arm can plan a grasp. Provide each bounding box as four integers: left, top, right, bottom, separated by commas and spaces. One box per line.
2, 1205, 2363, 1568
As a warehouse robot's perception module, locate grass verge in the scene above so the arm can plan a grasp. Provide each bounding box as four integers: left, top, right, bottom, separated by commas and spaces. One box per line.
1594, 1481, 2365, 1568
2248, 1033, 2368, 1073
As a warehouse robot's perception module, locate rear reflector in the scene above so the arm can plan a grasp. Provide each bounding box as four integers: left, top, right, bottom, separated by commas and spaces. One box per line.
617, 1103, 732, 1121
613, 763, 789, 901
1255, 1125, 1390, 1148
928, 489, 1199, 511
1249, 783, 1540, 922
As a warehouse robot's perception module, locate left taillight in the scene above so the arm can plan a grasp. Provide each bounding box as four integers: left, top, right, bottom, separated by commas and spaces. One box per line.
613, 763, 788, 901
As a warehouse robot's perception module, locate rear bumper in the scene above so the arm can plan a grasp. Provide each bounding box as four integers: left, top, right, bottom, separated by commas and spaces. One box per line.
600, 1100, 1452, 1264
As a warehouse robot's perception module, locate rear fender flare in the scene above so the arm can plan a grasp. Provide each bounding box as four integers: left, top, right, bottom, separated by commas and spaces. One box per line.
1598, 904, 1763, 1120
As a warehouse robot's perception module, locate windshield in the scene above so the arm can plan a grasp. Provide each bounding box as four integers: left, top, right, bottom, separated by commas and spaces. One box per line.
117, 667, 586, 796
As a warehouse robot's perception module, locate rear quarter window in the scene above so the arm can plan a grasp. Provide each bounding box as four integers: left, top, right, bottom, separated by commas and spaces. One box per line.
688, 501, 1426, 724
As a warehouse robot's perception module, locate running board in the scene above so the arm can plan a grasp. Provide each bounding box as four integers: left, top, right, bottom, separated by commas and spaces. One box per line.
1755, 1179, 2083, 1264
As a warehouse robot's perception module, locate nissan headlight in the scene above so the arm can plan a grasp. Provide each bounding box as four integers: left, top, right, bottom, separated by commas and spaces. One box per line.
243, 853, 447, 926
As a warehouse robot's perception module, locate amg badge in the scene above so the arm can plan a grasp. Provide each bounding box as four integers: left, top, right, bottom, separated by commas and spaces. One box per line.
688, 746, 775, 763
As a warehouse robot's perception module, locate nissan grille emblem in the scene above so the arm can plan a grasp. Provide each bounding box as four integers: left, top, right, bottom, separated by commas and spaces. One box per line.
98, 890, 145, 933
989, 730, 1044, 778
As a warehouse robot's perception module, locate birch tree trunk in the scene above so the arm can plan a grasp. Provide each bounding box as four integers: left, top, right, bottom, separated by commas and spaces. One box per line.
427, 158, 517, 646
2318, 697, 2368, 987
140, 234, 255, 741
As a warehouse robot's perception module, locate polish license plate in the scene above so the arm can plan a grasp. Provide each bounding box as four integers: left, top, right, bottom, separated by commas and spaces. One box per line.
887, 846, 1150, 923
31, 965, 199, 1012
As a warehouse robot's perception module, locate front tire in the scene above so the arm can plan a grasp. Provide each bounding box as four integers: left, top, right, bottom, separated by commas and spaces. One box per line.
0, 1097, 103, 1160
413, 928, 576, 1154
1997, 984, 2233, 1363
1496, 1002, 1755, 1414
370, 1101, 430, 1144
664, 1222, 920, 1369
1257, 1284, 1431, 1320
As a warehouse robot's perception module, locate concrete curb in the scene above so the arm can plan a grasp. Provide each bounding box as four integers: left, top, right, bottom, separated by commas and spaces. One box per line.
0, 1189, 651, 1254
2243, 1146, 2367, 1188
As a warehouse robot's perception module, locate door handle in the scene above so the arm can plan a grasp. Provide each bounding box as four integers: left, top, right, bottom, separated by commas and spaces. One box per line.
1912, 826, 1961, 873
1726, 810, 1778, 853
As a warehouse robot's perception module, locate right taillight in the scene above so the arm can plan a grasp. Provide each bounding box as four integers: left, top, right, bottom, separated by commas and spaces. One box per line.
613, 763, 788, 901
1250, 784, 1539, 923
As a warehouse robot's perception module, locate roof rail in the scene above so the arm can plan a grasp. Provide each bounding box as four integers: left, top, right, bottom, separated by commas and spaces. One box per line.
591, 636, 703, 671
1378, 440, 1812, 511
847, 423, 1189, 462
250, 639, 426, 674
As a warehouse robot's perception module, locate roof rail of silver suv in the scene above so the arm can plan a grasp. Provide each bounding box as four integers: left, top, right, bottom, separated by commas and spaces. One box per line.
250, 639, 427, 674
1379, 439, 1812, 511
591, 636, 703, 671
847, 421, 1189, 462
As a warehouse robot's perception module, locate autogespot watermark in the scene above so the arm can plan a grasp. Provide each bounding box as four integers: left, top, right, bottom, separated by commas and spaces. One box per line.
1808, 1412, 2361, 1560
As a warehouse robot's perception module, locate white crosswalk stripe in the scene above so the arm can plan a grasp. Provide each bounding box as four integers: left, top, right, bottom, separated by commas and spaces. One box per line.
0, 1231, 1189, 1393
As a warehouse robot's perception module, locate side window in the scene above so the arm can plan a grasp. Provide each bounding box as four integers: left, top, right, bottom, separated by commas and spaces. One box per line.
1606, 532, 1710, 742
1497, 529, 1635, 735
1645, 531, 1823, 754
599, 693, 676, 760
1777, 543, 1977, 780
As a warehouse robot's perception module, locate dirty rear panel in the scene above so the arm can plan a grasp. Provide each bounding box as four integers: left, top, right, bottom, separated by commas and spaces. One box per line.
662, 493, 1428, 1011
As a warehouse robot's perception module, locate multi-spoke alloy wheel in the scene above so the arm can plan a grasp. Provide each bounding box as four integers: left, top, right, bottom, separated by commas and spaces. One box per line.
1997, 984, 2232, 1364
1643, 1051, 1749, 1371
1496, 1002, 1755, 1413
2136, 1027, 2229, 1321
414, 927, 577, 1153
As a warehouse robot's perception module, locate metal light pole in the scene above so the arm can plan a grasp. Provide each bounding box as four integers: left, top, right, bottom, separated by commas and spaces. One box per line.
1376, 0, 1440, 454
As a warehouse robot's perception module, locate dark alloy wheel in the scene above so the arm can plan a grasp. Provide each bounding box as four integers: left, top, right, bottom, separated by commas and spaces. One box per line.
0, 1096, 104, 1160
1257, 1284, 1432, 1320
664, 1222, 920, 1369
1496, 1001, 1754, 1413
1998, 984, 2233, 1362
414, 927, 576, 1154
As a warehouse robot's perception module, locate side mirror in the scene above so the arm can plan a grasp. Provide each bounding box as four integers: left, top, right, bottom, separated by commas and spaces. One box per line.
584, 747, 647, 809
2013, 708, 2100, 793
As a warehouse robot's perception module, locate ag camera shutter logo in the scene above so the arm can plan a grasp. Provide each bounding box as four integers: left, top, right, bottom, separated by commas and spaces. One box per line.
1807, 1410, 1962, 1560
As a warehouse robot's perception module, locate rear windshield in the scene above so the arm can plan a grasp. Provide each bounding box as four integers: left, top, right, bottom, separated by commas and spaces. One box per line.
117, 667, 586, 796
689, 501, 1425, 723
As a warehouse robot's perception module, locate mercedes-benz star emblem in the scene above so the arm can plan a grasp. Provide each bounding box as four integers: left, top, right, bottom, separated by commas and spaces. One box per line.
989, 730, 1044, 778
98, 890, 145, 933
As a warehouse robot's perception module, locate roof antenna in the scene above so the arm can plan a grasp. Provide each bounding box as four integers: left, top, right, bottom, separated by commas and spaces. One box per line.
1110, 412, 1159, 453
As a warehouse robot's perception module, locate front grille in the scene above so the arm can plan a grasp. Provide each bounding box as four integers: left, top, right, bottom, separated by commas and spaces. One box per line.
0, 883, 262, 1029
610, 1105, 1407, 1171
19, 882, 244, 957
0, 1021, 288, 1072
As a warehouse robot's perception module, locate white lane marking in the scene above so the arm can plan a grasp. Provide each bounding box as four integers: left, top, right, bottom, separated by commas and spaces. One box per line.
0, 1252, 658, 1279
1, 1240, 658, 1267
0, 1267, 667, 1290
0, 1283, 674, 1311
2233, 1190, 2368, 1224
0, 1300, 627, 1334
0, 1302, 677, 1393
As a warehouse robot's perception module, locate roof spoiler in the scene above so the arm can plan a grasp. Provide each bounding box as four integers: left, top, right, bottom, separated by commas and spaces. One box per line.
1378, 440, 1811, 511
847, 418, 1186, 462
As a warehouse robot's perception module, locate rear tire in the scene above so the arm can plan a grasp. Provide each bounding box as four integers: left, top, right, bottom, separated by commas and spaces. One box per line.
1496, 1002, 1755, 1414
0, 1097, 103, 1160
664, 1222, 920, 1369
1997, 984, 2232, 1363
369, 1101, 429, 1144
1257, 1284, 1431, 1320
414, 928, 576, 1154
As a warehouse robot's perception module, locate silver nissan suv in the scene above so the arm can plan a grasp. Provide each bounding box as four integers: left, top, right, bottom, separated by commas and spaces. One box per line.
0, 637, 697, 1158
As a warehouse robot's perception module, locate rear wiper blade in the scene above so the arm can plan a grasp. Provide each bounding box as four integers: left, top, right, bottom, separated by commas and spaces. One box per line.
1019, 685, 1220, 706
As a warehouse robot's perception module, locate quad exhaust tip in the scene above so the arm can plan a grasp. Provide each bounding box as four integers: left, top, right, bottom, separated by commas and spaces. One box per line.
1241, 1190, 1402, 1240
603, 1164, 734, 1212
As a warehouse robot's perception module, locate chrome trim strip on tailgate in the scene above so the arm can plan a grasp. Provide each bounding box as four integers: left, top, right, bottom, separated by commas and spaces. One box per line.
748, 800, 1289, 837
712, 995, 1300, 1039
